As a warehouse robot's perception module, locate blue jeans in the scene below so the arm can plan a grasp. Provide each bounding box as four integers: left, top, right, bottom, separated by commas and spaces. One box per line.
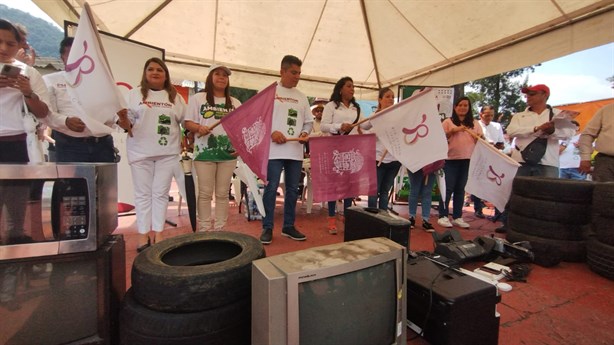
368, 161, 401, 210
438, 159, 470, 219
408, 169, 436, 219
262, 159, 302, 230
559, 168, 586, 180
328, 199, 353, 216
517, 164, 559, 178
54, 131, 116, 163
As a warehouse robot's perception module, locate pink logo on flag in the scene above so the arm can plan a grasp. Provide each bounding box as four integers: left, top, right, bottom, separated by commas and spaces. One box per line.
65, 41, 95, 86
309, 134, 377, 202
486, 166, 505, 185
402, 113, 429, 144
466, 139, 520, 210
221, 82, 276, 182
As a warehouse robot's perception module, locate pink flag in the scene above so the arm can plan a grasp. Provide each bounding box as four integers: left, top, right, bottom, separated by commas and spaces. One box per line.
309, 134, 377, 202
465, 139, 520, 210
369, 88, 448, 172
221, 82, 276, 182
65, 3, 126, 136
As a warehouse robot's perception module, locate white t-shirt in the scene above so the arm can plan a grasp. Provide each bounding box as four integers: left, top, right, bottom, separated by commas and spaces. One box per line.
269, 84, 312, 160
559, 134, 581, 169
186, 92, 241, 162
0, 60, 50, 137
125, 88, 186, 163
479, 120, 505, 145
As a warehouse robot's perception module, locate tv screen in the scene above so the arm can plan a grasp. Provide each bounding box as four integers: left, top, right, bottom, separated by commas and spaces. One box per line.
298, 261, 397, 345
252, 237, 406, 345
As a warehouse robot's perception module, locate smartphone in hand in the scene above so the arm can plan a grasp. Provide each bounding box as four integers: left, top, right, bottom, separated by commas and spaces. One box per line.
1, 64, 22, 77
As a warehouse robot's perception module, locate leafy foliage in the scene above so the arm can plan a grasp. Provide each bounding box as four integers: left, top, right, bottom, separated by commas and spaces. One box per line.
467, 67, 535, 127
0, 4, 64, 58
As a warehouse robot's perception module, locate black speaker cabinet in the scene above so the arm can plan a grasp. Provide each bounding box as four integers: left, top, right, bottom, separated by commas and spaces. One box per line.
344, 206, 410, 248
406, 257, 500, 345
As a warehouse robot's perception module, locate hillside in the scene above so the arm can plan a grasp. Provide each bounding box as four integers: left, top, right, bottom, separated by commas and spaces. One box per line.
0, 4, 63, 58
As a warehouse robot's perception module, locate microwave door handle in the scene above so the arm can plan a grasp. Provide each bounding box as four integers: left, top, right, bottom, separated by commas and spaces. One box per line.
41, 181, 57, 241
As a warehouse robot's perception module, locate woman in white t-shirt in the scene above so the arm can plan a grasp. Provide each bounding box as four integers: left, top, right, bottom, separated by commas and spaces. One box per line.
320, 76, 372, 233
116, 57, 186, 251
184, 65, 241, 232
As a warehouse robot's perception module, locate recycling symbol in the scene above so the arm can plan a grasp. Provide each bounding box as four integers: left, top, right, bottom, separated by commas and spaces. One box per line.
158, 136, 168, 146
287, 127, 295, 136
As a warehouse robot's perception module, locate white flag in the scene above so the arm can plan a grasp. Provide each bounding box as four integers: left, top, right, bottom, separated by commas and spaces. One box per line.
465, 139, 520, 211
369, 88, 448, 172
65, 3, 126, 136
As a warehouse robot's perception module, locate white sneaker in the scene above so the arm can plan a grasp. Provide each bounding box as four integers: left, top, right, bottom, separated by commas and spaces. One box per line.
437, 217, 453, 228
452, 218, 470, 228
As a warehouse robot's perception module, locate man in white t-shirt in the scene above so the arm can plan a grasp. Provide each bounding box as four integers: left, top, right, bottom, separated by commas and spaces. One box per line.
559, 120, 585, 180
259, 55, 313, 244
472, 105, 505, 219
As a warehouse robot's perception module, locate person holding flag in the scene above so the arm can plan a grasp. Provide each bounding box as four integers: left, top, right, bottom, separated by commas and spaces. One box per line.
320, 76, 372, 233
184, 64, 241, 232
259, 55, 312, 245
437, 97, 484, 229
367, 87, 401, 212
116, 57, 186, 251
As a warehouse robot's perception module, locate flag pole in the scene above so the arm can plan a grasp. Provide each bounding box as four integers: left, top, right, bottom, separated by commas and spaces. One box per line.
82, 2, 114, 79
462, 128, 519, 165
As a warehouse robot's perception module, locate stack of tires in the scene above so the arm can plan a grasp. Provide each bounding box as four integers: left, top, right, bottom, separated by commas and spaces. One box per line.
119, 232, 265, 345
506, 177, 595, 267
587, 183, 614, 280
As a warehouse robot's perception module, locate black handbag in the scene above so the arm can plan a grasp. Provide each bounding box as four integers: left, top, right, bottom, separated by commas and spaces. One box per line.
520, 106, 553, 165
521, 137, 548, 165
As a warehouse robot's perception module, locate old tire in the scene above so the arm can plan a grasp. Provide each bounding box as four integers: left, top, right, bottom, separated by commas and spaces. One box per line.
512, 176, 594, 203
586, 237, 614, 281
508, 194, 591, 225
592, 182, 614, 217
592, 214, 614, 246
508, 211, 588, 241
506, 228, 586, 262
120, 289, 250, 345
131, 232, 265, 312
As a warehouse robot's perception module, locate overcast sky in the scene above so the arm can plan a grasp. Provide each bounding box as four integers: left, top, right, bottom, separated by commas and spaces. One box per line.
2, 0, 612, 106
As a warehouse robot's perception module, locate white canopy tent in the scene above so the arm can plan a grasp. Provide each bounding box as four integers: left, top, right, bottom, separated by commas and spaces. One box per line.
34, 0, 614, 99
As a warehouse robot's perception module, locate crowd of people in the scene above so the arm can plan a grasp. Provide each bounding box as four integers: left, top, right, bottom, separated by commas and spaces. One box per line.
2, 18, 613, 249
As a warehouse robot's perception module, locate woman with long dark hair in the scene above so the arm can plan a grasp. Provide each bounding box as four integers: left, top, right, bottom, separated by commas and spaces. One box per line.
437, 96, 483, 229
320, 76, 372, 233
116, 57, 186, 251
184, 64, 241, 232
367, 87, 401, 211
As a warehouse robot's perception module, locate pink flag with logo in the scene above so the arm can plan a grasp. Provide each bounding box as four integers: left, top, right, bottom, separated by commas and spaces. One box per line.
221, 82, 276, 182
65, 3, 126, 136
309, 134, 377, 202
369, 88, 448, 173
465, 139, 520, 210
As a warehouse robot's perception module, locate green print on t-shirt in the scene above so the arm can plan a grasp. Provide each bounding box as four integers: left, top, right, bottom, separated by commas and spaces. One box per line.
200, 103, 231, 120
194, 134, 235, 161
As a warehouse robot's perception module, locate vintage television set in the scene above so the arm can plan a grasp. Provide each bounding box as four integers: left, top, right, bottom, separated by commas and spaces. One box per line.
252, 237, 407, 345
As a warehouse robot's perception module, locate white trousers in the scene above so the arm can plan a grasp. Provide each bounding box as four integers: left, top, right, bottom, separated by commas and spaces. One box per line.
130, 155, 178, 234
194, 160, 236, 231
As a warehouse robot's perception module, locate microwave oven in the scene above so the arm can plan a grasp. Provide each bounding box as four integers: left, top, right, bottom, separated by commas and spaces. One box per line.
0, 163, 117, 260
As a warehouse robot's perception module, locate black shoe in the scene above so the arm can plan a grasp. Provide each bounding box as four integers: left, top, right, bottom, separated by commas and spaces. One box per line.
409, 217, 416, 229
281, 226, 306, 241
136, 238, 151, 253
495, 225, 508, 233
422, 221, 435, 232
474, 210, 485, 219
260, 228, 273, 244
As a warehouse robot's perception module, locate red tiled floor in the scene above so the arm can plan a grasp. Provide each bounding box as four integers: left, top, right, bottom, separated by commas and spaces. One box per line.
114, 192, 614, 345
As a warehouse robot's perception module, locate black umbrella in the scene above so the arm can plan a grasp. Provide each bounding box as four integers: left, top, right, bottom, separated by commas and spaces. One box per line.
181, 153, 197, 232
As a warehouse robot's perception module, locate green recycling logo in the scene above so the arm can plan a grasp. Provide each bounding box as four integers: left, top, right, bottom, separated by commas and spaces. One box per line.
158, 136, 168, 146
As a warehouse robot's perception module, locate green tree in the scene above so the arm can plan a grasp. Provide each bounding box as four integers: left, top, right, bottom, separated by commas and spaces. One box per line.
468, 66, 535, 127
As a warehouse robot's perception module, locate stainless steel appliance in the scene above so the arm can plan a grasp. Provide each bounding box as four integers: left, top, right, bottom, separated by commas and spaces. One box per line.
0, 235, 126, 345
0, 163, 117, 260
